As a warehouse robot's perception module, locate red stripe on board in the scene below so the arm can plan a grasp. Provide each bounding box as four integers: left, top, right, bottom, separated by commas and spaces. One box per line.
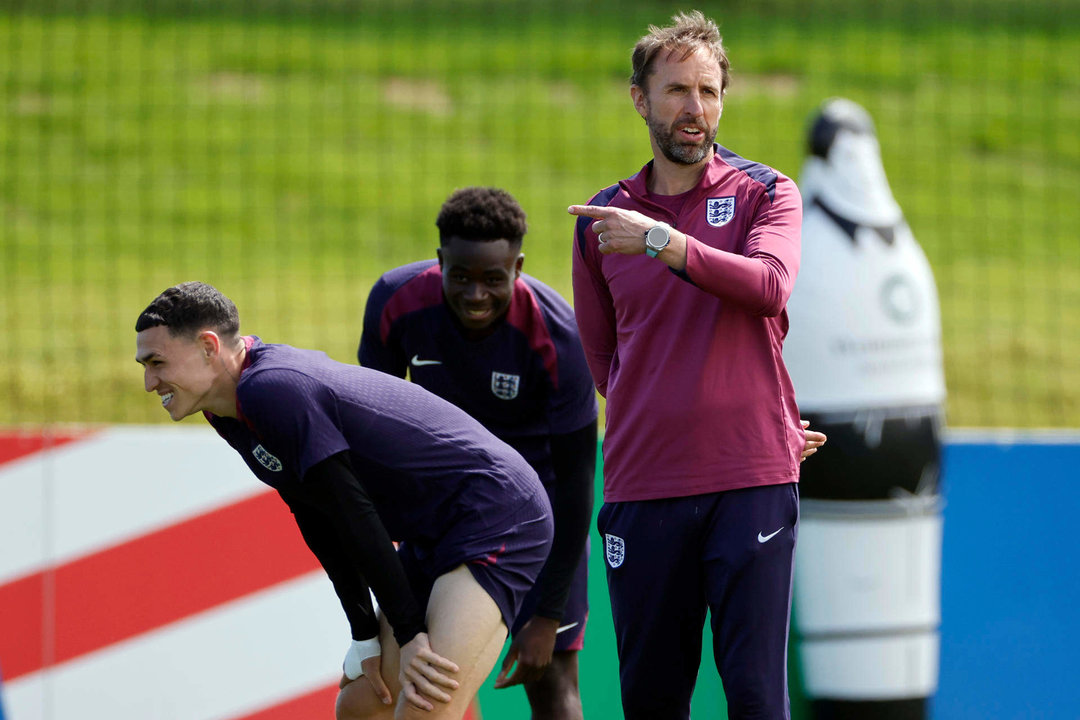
0, 431, 94, 466
0, 489, 320, 680
0, 572, 48, 680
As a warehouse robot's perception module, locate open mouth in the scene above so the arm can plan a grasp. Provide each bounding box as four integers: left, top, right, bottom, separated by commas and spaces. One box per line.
161, 392, 174, 407
464, 307, 492, 321
678, 125, 704, 141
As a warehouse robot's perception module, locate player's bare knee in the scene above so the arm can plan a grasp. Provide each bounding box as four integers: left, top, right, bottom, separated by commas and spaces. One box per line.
336, 681, 394, 720
525, 693, 584, 720
524, 655, 583, 720
395, 701, 467, 720
524, 688, 583, 720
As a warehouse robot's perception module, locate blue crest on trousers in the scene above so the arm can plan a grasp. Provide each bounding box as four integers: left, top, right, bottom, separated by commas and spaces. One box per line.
605, 533, 626, 568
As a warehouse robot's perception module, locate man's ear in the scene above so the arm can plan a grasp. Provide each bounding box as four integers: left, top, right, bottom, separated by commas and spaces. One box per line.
436, 246, 444, 268
514, 252, 525, 278
631, 84, 648, 120
198, 330, 222, 360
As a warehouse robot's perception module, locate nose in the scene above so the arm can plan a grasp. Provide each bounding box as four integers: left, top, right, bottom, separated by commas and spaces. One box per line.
463, 282, 487, 302
144, 368, 157, 393
684, 90, 705, 117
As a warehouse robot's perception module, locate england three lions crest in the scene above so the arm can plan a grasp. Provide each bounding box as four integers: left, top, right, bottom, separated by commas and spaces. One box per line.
252, 444, 283, 472
491, 372, 520, 400
707, 196, 736, 227
605, 533, 625, 568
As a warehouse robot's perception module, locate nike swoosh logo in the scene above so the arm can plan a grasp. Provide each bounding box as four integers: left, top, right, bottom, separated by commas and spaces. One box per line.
556, 622, 579, 635
757, 528, 784, 544
410, 355, 442, 366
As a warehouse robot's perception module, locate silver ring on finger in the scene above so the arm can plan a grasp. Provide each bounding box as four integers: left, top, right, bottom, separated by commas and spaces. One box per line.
598, 232, 605, 245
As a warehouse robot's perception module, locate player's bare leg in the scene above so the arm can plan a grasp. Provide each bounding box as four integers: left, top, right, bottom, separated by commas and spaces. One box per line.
336, 613, 400, 720
400, 564, 507, 720
523, 651, 584, 720
337, 564, 507, 720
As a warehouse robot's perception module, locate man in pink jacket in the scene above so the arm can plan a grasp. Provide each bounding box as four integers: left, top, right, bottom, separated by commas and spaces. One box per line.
570, 10, 808, 720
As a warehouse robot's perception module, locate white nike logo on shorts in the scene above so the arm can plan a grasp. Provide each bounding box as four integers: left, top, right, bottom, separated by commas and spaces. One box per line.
410, 355, 442, 366
556, 622, 579, 635
757, 527, 784, 543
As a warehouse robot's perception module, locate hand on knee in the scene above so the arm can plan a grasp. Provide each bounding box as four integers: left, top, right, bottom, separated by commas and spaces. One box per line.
336, 676, 396, 720
398, 632, 462, 713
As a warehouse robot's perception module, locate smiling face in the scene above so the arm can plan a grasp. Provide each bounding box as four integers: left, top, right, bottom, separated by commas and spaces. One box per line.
633, 46, 723, 167
438, 235, 524, 338
136, 325, 221, 421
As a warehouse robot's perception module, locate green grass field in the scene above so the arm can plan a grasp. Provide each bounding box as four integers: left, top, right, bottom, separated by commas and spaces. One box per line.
1, 0, 1078, 426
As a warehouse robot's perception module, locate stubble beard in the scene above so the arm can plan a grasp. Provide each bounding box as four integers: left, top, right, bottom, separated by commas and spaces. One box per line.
647, 109, 718, 166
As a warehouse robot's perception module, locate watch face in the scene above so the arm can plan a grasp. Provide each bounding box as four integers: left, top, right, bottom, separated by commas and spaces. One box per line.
647, 225, 669, 250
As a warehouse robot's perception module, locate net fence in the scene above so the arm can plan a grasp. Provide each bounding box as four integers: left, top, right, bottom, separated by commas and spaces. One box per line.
1, 0, 1077, 426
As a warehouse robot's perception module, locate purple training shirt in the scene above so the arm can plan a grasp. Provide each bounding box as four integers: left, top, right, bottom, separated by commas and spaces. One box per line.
207, 337, 544, 544
572, 146, 805, 502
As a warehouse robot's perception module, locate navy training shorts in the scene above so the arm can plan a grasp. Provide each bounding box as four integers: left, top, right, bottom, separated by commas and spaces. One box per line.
397, 487, 554, 633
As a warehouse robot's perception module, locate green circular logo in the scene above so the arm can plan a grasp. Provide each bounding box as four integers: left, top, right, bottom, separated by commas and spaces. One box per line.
880, 273, 920, 325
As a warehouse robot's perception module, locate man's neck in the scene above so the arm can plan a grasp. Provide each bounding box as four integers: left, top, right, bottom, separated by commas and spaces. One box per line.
647, 149, 712, 196
208, 339, 247, 418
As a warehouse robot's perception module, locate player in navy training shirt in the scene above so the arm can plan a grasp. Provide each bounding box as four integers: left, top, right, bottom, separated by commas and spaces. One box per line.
135, 282, 553, 720
360, 187, 598, 720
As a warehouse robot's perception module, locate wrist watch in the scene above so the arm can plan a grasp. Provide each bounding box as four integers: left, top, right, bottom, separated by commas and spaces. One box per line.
645, 223, 671, 258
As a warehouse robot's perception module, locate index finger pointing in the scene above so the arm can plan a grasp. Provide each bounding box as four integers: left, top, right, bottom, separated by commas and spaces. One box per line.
567, 204, 615, 219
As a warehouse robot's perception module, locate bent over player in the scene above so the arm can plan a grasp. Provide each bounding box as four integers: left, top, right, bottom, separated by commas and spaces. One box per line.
135, 281, 553, 720
359, 187, 597, 720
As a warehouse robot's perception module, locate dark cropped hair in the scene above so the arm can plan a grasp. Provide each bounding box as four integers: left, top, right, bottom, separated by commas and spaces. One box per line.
631, 10, 730, 96
435, 187, 528, 246
135, 281, 240, 339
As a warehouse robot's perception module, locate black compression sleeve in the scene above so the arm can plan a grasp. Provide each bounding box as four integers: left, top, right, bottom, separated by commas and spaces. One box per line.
287, 497, 379, 642
302, 452, 427, 648
533, 419, 597, 620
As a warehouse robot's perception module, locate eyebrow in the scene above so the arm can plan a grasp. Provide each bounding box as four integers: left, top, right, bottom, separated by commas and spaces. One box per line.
449, 265, 504, 274
135, 351, 160, 365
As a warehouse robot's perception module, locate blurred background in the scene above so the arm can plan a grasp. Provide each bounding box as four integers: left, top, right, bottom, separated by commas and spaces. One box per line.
2, 0, 1077, 427
1, 1, 1077, 719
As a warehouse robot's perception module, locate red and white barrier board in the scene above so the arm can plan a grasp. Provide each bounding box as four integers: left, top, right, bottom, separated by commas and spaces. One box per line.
0, 427, 345, 720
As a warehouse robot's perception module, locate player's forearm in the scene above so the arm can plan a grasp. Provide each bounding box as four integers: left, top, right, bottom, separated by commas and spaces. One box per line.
533, 526, 589, 620
684, 242, 797, 316
305, 453, 427, 647
343, 520, 425, 647
534, 421, 597, 619
286, 495, 381, 641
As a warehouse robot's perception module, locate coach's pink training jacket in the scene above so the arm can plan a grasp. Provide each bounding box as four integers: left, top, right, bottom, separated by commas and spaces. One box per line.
572, 145, 805, 503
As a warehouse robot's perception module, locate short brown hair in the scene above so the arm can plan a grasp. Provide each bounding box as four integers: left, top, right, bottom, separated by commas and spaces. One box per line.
630, 10, 730, 95
135, 281, 240, 339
